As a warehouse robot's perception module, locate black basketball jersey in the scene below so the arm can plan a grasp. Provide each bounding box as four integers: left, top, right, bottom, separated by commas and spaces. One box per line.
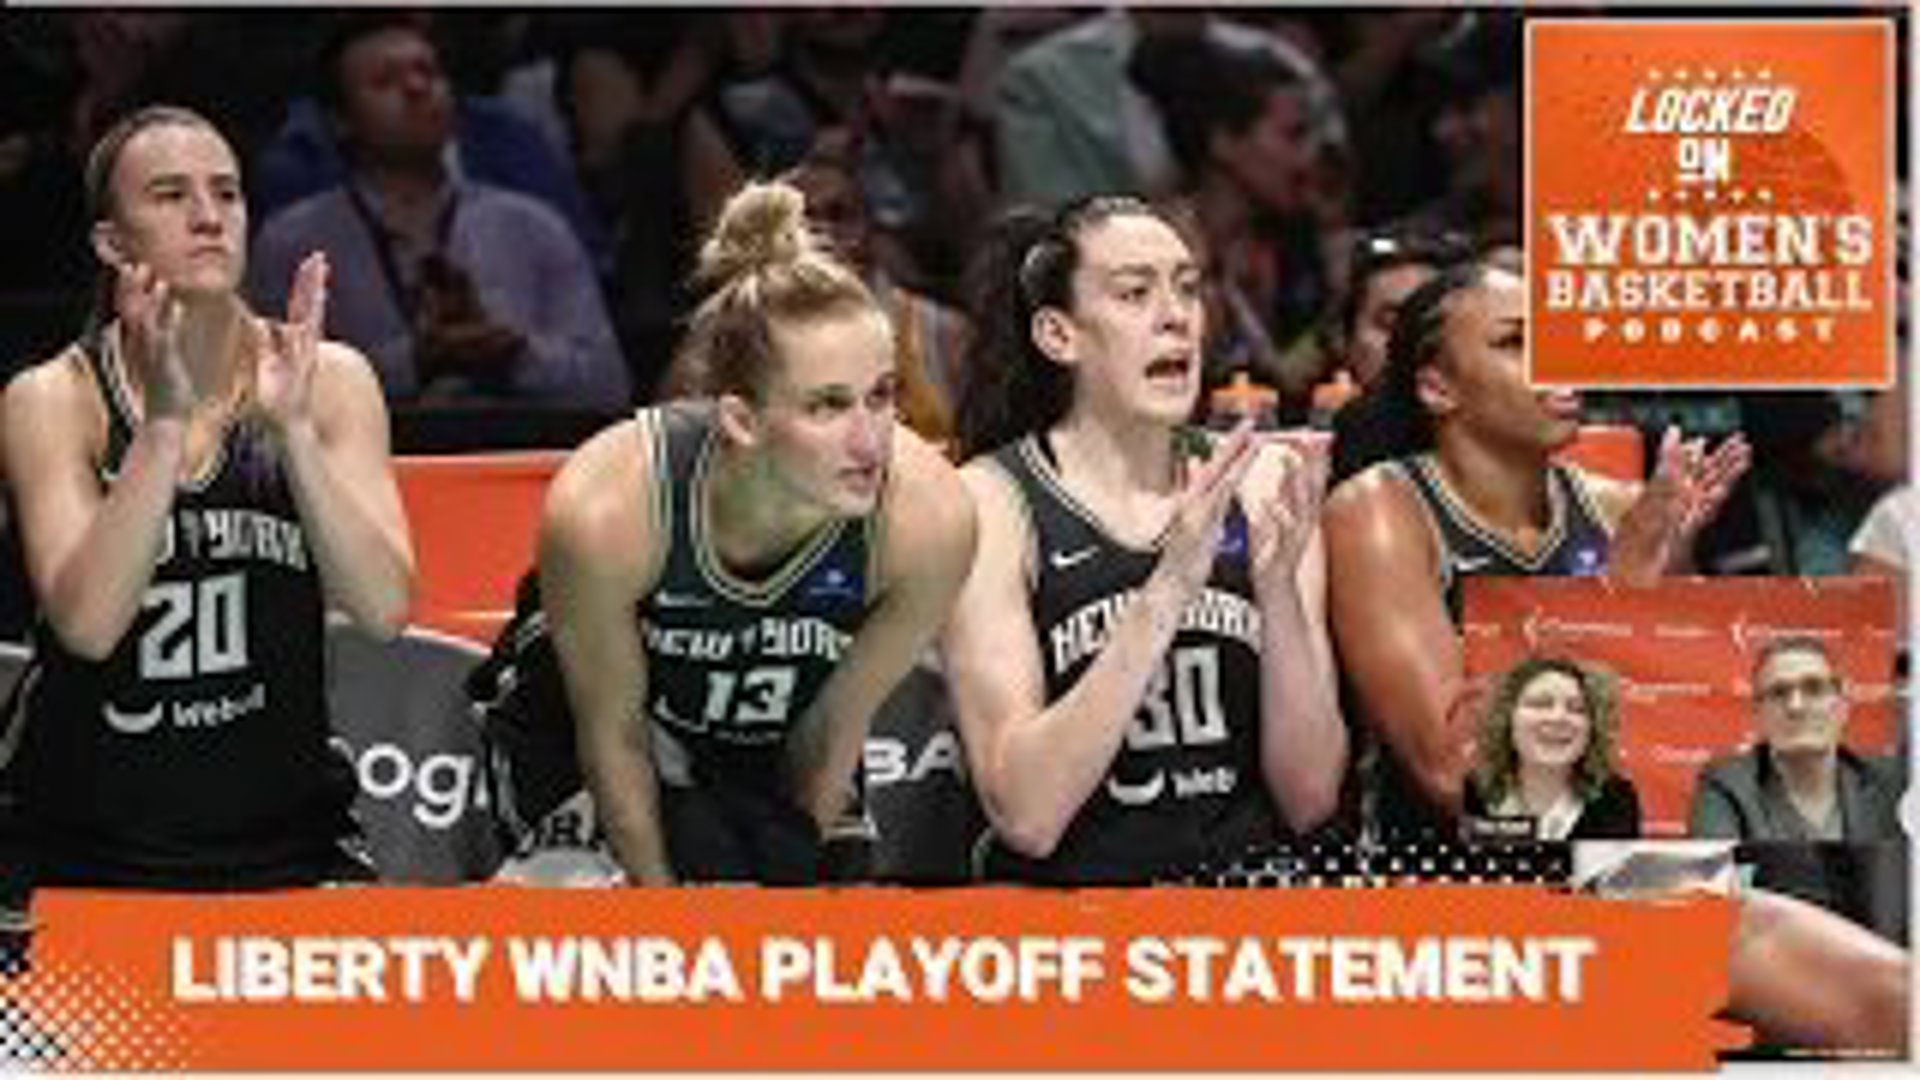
5, 341, 358, 889
1368, 452, 1613, 840
637, 402, 879, 792
980, 435, 1276, 884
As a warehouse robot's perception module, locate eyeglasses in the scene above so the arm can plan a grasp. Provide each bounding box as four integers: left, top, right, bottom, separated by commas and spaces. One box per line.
1756, 675, 1841, 709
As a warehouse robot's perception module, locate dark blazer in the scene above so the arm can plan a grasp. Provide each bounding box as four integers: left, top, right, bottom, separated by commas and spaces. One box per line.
1465, 775, 1643, 840
1688, 746, 1904, 842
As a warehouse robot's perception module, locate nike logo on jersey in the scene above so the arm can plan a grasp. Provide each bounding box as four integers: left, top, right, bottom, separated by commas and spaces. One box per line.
102, 702, 164, 735
1105, 770, 1167, 806
1452, 555, 1495, 574
653, 591, 710, 610
652, 697, 698, 732
1049, 547, 1098, 571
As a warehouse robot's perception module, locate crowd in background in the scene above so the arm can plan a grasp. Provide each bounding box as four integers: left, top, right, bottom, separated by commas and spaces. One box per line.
0, 6, 1907, 572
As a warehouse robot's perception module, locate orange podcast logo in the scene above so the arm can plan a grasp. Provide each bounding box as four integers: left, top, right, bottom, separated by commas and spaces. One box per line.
1526, 20, 1893, 387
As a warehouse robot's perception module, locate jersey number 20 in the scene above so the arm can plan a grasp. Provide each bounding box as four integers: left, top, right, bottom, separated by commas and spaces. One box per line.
139, 573, 248, 680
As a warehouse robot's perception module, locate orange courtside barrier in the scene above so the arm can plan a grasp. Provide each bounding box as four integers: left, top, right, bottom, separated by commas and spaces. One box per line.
2, 887, 1745, 1071
393, 453, 564, 643
389, 425, 1639, 646
1553, 423, 1643, 481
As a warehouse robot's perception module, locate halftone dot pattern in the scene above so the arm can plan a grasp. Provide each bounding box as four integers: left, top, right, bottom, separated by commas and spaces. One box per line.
1172, 838, 1573, 888
3, 955, 192, 1071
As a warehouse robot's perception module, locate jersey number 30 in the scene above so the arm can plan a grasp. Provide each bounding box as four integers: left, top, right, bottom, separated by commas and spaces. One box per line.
1126, 647, 1227, 750
139, 573, 249, 680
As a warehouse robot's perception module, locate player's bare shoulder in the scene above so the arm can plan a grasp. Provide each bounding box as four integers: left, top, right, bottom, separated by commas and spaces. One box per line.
877, 423, 977, 581
304, 337, 389, 419
542, 413, 662, 587
1323, 458, 1440, 571
3, 346, 107, 456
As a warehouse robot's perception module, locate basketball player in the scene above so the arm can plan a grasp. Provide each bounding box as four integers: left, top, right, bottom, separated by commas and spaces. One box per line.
1323, 260, 1908, 1052
939, 196, 1345, 884
533, 180, 975, 884
1325, 259, 1749, 839
0, 106, 415, 891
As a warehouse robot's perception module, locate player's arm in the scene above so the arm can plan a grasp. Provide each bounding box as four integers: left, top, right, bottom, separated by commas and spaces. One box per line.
1324, 464, 1472, 817
1725, 887, 1909, 1054
784, 430, 977, 829
539, 419, 672, 884
3, 353, 182, 659
275, 341, 416, 637
1243, 442, 1346, 831
940, 432, 1258, 858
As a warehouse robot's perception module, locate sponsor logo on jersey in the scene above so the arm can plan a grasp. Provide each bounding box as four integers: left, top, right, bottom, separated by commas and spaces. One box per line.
802, 566, 861, 603
102, 702, 165, 735
1048, 547, 1097, 571
1105, 771, 1167, 806
1104, 764, 1240, 807
101, 683, 269, 735
1452, 554, 1495, 575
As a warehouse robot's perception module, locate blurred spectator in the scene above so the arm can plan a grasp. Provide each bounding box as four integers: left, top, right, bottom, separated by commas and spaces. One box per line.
0, 16, 91, 362
953, 7, 1081, 126
1324, 225, 1474, 473
1401, 11, 1522, 249
251, 13, 611, 273
97, 12, 325, 171
1850, 485, 1916, 579
785, 131, 970, 444
712, 9, 883, 175
1322, 11, 1460, 224
1324, 225, 1474, 392
993, 10, 1344, 212
1130, 32, 1330, 408
250, 15, 627, 409
710, 9, 987, 296
545, 12, 746, 400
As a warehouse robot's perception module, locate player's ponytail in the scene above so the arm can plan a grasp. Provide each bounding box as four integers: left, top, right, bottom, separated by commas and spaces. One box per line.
673, 180, 876, 401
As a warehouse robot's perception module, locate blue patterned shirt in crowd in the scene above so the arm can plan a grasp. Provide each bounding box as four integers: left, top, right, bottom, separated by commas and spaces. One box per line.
248, 176, 629, 410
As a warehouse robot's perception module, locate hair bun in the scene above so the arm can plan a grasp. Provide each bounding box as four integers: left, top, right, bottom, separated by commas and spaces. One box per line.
697, 180, 816, 285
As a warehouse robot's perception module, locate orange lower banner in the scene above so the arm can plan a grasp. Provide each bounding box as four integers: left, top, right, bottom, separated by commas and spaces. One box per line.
1, 885, 1741, 1070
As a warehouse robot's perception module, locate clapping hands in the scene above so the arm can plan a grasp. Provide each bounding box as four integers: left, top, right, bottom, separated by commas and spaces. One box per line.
1610, 426, 1752, 585
112, 257, 193, 423
255, 251, 328, 433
